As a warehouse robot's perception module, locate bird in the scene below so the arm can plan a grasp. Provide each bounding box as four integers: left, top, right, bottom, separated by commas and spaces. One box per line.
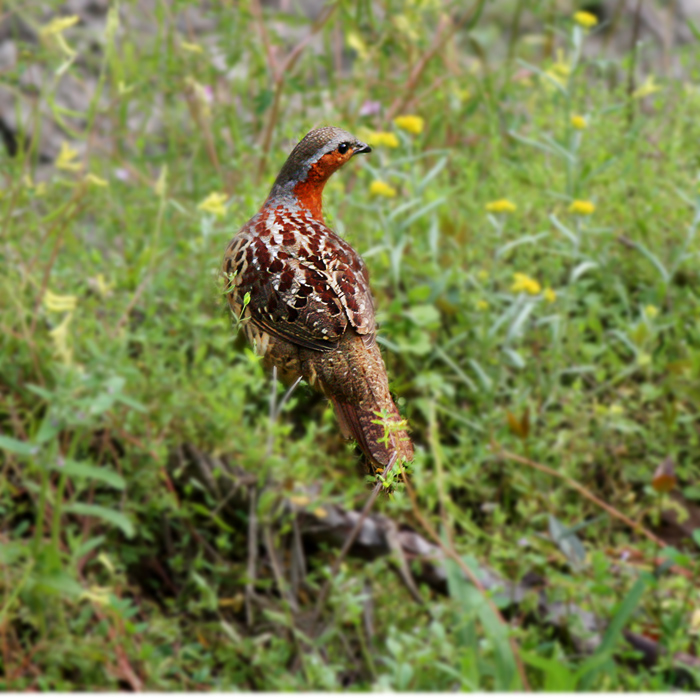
222, 126, 413, 471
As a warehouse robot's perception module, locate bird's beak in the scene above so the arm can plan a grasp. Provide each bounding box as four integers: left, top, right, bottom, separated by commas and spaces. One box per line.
352, 142, 372, 156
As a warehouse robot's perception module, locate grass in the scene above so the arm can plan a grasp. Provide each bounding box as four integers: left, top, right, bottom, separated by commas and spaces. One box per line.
1, 0, 700, 690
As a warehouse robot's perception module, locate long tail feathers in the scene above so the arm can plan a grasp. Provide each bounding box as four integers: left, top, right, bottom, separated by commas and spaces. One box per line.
330, 397, 413, 470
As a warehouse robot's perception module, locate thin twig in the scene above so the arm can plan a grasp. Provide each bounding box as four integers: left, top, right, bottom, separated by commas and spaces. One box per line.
496, 447, 669, 548
310, 453, 398, 634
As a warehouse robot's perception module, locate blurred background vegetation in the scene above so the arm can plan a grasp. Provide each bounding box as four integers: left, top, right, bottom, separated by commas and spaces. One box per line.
2, 0, 700, 690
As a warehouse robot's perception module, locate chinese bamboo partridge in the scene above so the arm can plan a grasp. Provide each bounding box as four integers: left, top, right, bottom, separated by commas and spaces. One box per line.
222, 127, 413, 470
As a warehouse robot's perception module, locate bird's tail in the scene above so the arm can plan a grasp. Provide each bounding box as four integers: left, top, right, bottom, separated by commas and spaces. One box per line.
330, 395, 413, 470
303, 331, 413, 470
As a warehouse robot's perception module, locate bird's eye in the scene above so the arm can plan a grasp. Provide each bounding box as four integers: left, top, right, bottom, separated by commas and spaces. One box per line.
337, 142, 350, 154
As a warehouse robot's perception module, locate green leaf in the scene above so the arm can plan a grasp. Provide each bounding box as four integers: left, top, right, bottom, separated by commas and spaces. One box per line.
32, 571, 83, 599
0, 434, 39, 456
56, 460, 126, 490
65, 503, 134, 538
446, 555, 520, 690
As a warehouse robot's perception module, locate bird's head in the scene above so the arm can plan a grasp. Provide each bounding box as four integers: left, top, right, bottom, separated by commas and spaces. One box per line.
267, 127, 371, 219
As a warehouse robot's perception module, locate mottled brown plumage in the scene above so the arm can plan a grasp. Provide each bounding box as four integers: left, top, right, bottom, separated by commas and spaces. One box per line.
223, 127, 413, 469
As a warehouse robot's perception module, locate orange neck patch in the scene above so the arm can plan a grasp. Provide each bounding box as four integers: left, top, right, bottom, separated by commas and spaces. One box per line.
292, 151, 350, 221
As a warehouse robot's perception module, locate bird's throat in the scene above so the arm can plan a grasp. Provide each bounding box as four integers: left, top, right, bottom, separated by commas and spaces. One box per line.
290, 151, 349, 222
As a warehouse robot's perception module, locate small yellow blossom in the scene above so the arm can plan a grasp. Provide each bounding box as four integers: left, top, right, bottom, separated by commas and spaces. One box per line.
40, 15, 80, 38
571, 114, 587, 130
154, 165, 168, 197
511, 273, 541, 295
85, 173, 108, 187
181, 41, 204, 53
633, 75, 661, 100
198, 192, 228, 216
645, 305, 659, 319
543, 287, 557, 303
609, 404, 624, 416
369, 180, 397, 198
456, 88, 471, 102
394, 115, 424, 135
55, 142, 81, 172
48, 313, 74, 365
23, 174, 47, 196
347, 32, 369, 61
638, 352, 652, 367
542, 49, 571, 89
486, 199, 517, 214
573, 11, 598, 29
79, 585, 112, 605
44, 290, 78, 312
475, 300, 489, 311
40, 15, 80, 57
569, 199, 596, 215
365, 131, 399, 148
477, 269, 489, 281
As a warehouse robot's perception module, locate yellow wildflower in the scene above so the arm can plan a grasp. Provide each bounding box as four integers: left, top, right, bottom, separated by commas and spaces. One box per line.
40, 15, 80, 37
154, 166, 168, 197
542, 49, 571, 89
369, 181, 397, 198
44, 290, 78, 312
633, 75, 661, 100
23, 174, 47, 196
55, 142, 81, 172
569, 199, 596, 215
198, 191, 228, 216
48, 312, 74, 365
40, 15, 80, 57
571, 114, 587, 130
573, 11, 598, 29
394, 115, 424, 135
475, 300, 489, 311
645, 304, 659, 319
543, 287, 557, 303
638, 353, 652, 367
181, 41, 204, 53
477, 269, 489, 281
365, 131, 399, 148
85, 173, 108, 187
347, 32, 369, 61
511, 273, 541, 295
609, 404, 624, 415
486, 199, 517, 214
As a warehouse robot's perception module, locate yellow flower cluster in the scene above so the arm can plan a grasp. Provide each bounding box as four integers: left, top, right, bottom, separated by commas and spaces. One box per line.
369, 180, 397, 198
44, 290, 78, 365
543, 287, 557, 303
40, 15, 80, 38
40, 14, 80, 57
393, 115, 424, 135
486, 199, 517, 213
198, 192, 228, 217
181, 41, 204, 53
511, 273, 541, 295
633, 75, 661, 99
475, 300, 489, 311
364, 131, 399, 148
55, 141, 81, 171
645, 304, 659, 319
573, 11, 598, 29
543, 49, 571, 89
570, 114, 587, 130
569, 199, 595, 215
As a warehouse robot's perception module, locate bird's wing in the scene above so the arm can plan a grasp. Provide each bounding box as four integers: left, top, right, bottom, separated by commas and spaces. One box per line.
223, 222, 376, 352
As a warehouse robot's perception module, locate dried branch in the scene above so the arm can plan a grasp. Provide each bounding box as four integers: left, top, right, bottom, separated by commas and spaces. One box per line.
172, 443, 699, 687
